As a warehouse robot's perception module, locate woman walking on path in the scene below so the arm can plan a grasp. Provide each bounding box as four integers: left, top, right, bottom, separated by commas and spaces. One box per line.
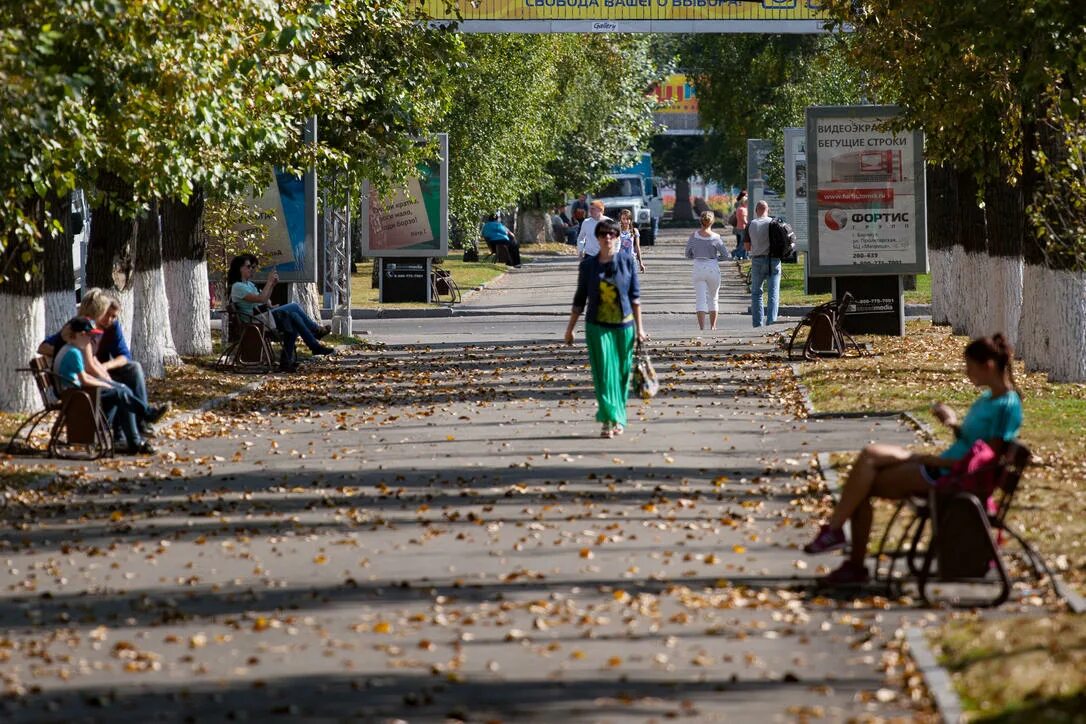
732, 190, 749, 260
686, 211, 729, 331
617, 209, 646, 273
803, 334, 1023, 585
564, 219, 648, 438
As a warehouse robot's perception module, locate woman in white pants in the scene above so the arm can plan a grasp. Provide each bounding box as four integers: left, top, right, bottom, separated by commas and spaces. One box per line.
685, 211, 729, 330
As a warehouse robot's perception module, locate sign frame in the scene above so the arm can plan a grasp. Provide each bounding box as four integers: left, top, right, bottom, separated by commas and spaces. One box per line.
806, 105, 927, 277
361, 134, 449, 259
783, 127, 808, 251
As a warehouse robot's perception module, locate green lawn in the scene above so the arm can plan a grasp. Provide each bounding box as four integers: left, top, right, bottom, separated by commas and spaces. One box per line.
738, 252, 932, 306
351, 257, 507, 308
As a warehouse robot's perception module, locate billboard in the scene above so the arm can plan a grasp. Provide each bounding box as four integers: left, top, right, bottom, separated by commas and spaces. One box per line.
233, 118, 318, 283
784, 127, 808, 251
806, 106, 927, 277
746, 138, 777, 222
653, 74, 701, 135
361, 134, 449, 259
424, 0, 830, 33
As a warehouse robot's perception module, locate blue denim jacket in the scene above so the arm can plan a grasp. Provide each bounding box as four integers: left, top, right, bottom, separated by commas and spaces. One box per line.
573, 253, 640, 328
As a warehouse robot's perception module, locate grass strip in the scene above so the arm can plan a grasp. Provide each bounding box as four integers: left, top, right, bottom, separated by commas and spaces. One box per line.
738, 253, 932, 306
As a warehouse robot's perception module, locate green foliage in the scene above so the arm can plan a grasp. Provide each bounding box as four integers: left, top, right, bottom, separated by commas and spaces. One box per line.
442, 34, 661, 226
681, 34, 864, 186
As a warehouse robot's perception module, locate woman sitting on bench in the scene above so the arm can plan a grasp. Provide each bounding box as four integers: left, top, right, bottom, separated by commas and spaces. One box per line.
803, 333, 1023, 585
55, 317, 168, 455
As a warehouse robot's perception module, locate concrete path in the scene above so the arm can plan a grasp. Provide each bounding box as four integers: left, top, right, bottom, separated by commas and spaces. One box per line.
2, 230, 963, 721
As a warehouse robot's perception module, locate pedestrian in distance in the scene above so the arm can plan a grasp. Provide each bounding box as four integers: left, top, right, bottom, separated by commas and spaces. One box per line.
228, 254, 334, 373
564, 219, 648, 439
732, 190, 749, 260
745, 200, 781, 327
617, 209, 646, 273
685, 210, 730, 331
803, 334, 1023, 586
576, 200, 611, 258
481, 213, 522, 267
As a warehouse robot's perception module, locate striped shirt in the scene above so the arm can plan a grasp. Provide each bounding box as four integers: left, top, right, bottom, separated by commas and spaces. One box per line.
685, 230, 727, 260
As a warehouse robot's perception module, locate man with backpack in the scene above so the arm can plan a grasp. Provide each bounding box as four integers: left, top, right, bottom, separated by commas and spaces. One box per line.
744, 200, 782, 327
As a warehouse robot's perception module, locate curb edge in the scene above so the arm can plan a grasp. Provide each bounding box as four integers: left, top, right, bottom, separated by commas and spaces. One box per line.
903, 626, 965, 724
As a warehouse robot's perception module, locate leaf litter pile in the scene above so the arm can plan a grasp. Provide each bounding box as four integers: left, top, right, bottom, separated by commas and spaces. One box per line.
0, 333, 1060, 720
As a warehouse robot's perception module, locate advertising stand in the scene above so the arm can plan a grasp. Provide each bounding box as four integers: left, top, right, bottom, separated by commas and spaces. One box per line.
362, 135, 449, 303
806, 106, 926, 335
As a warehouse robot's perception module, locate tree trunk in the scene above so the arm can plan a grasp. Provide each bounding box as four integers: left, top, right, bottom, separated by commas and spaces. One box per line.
43, 193, 76, 334
950, 172, 988, 338
983, 176, 1024, 347
290, 282, 322, 322
130, 200, 181, 378
1018, 118, 1086, 381
672, 178, 694, 221
515, 208, 549, 244
86, 173, 137, 333
161, 191, 212, 356
0, 199, 45, 413
926, 164, 958, 326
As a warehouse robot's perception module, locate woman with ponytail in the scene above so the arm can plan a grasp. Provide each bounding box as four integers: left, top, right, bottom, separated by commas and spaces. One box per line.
802, 333, 1024, 585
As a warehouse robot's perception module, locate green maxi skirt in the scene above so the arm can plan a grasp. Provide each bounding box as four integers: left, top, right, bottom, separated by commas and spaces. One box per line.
585, 322, 636, 426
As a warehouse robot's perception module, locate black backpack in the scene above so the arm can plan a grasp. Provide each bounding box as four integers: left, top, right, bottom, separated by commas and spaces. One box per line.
768, 217, 797, 260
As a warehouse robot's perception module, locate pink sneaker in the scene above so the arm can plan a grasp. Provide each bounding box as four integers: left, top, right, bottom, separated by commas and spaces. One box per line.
818, 560, 870, 586
803, 524, 847, 554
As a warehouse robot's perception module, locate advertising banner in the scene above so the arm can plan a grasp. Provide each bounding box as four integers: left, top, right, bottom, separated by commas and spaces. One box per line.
362, 134, 449, 259
233, 118, 318, 283
806, 106, 927, 277
424, 0, 830, 33
653, 74, 701, 135
783, 127, 808, 250
746, 139, 777, 222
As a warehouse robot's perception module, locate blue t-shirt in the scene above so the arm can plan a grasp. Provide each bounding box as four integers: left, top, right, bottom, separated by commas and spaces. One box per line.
43, 320, 129, 363
943, 390, 1023, 461
482, 221, 514, 243
55, 345, 85, 389
230, 281, 261, 318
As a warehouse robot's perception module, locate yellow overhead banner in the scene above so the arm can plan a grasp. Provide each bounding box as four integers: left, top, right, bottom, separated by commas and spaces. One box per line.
426, 0, 830, 33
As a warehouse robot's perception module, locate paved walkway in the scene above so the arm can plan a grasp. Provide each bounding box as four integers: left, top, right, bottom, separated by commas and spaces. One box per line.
3, 231, 956, 721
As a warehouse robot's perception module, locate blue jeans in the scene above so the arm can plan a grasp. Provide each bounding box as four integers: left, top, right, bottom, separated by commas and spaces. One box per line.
109, 360, 148, 408
100, 381, 152, 446
733, 229, 749, 260
272, 302, 323, 363
750, 256, 781, 327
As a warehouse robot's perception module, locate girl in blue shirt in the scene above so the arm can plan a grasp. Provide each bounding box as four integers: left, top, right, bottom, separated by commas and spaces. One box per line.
804, 334, 1023, 585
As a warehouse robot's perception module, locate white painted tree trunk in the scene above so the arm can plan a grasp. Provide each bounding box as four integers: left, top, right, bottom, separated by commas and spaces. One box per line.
44, 290, 76, 337
290, 282, 322, 322
516, 209, 548, 244
1018, 264, 1086, 381
130, 268, 181, 379
929, 248, 953, 325
0, 294, 44, 413
116, 287, 134, 340
943, 245, 969, 334
163, 259, 212, 356
988, 256, 1023, 348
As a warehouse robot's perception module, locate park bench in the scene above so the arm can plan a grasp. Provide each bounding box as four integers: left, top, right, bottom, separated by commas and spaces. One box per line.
217, 303, 277, 373
872, 441, 1057, 607
786, 292, 864, 360
5, 355, 113, 460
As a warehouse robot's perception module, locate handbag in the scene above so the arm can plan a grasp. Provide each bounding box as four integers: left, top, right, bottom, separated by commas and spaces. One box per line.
254, 305, 277, 332
632, 340, 659, 399
934, 439, 1002, 498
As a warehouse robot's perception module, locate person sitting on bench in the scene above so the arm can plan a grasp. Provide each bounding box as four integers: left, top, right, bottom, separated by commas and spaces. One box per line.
38, 288, 161, 437
227, 254, 334, 373
802, 333, 1023, 586
481, 213, 521, 267
54, 317, 169, 455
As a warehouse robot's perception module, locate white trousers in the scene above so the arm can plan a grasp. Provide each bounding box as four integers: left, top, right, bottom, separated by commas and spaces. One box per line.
691, 259, 721, 313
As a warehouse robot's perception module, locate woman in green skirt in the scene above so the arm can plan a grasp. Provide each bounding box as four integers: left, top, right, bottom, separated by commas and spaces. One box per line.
564, 219, 648, 438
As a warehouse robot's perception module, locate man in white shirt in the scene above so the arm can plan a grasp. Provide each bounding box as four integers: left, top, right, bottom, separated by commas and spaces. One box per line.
744, 200, 780, 327
577, 200, 611, 258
